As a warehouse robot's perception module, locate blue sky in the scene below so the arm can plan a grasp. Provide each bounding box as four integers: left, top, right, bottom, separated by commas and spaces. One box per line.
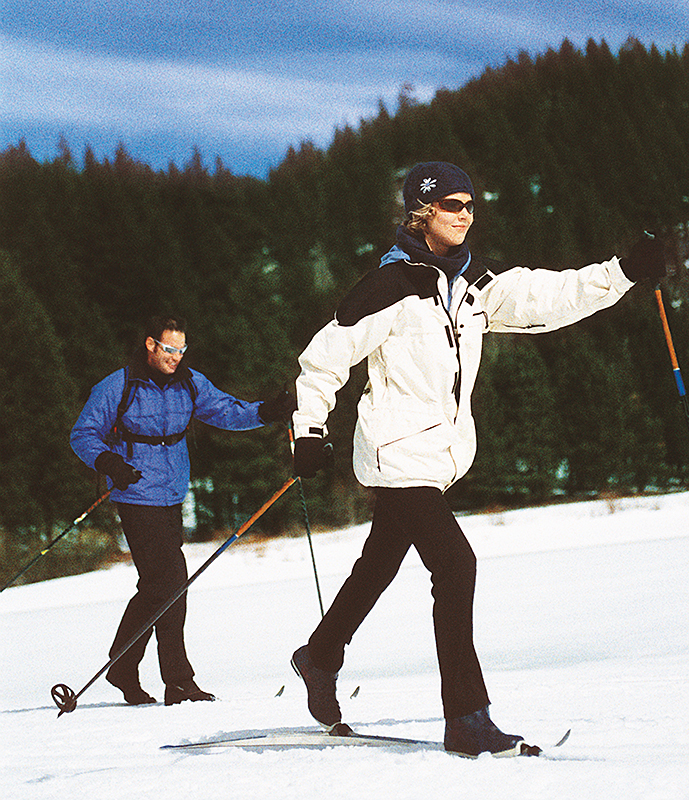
1, 1, 687, 177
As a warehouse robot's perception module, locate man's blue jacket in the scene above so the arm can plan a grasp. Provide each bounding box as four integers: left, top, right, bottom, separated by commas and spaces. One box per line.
71, 352, 264, 506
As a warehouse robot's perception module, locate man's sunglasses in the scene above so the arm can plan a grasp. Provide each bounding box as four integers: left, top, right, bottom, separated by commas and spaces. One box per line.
435, 198, 475, 215
154, 340, 188, 355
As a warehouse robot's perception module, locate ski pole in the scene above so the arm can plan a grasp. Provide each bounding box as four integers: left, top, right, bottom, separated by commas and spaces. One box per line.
1, 489, 114, 593
288, 424, 325, 617
286, 428, 362, 699
51, 476, 296, 717
654, 284, 689, 433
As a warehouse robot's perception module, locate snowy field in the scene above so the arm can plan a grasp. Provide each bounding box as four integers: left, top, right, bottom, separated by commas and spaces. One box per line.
2, 490, 688, 800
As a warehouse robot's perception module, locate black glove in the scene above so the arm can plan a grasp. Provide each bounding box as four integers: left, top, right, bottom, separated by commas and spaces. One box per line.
619, 234, 667, 283
258, 389, 297, 424
293, 437, 331, 479
94, 451, 142, 491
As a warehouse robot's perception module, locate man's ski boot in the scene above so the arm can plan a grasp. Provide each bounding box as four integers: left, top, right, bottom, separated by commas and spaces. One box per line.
164, 679, 216, 705
444, 706, 531, 757
291, 645, 342, 730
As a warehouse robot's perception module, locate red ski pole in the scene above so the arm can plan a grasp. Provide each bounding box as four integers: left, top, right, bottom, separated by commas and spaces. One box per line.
654, 284, 689, 433
51, 476, 296, 716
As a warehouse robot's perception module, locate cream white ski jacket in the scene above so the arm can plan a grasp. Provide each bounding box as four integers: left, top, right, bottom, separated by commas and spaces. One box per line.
293, 253, 634, 492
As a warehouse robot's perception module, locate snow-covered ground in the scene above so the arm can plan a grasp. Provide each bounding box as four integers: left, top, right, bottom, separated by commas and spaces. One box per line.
2, 491, 688, 800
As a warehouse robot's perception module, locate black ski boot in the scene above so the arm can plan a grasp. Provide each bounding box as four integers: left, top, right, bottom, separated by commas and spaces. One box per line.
444, 707, 525, 757
291, 645, 342, 730
106, 670, 156, 705
164, 679, 216, 706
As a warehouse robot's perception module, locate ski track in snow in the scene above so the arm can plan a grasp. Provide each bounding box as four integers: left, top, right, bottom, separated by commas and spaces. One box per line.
1, 491, 688, 799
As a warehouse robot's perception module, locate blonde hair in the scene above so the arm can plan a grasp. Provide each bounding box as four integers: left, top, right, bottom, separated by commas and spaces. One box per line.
403, 201, 436, 234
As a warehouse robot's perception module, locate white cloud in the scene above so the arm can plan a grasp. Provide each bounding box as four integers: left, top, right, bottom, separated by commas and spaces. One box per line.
2, 0, 685, 172
1, 34, 435, 146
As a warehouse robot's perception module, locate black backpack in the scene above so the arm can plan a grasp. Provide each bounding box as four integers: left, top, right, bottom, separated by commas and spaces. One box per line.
108, 366, 198, 457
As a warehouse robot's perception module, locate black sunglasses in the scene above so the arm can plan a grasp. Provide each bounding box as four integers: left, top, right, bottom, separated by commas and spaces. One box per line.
435, 198, 475, 214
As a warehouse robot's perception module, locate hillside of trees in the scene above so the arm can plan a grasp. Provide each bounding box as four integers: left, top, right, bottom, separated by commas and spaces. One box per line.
1, 38, 688, 584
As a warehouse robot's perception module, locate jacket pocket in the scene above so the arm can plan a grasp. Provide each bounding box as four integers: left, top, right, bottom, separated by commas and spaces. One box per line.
375, 420, 455, 485
378, 421, 442, 451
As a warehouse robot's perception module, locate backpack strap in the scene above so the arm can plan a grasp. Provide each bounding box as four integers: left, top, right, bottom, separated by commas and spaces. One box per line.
184, 373, 198, 407
115, 429, 189, 447
183, 374, 198, 450
105, 366, 138, 458
116, 366, 137, 426
107, 367, 198, 458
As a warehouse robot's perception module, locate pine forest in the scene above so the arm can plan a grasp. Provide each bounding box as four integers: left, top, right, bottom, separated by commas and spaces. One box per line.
1, 39, 688, 583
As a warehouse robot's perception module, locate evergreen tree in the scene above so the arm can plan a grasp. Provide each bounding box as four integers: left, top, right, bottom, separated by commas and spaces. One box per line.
0, 252, 86, 546
1, 37, 688, 552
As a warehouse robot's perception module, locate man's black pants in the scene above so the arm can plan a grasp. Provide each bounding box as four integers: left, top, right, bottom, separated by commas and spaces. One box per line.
108, 503, 194, 686
308, 486, 489, 719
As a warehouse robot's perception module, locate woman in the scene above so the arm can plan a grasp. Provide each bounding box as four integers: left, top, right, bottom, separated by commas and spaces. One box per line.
289, 162, 664, 756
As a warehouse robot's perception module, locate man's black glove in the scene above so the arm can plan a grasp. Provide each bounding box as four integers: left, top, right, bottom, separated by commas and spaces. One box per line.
293, 437, 331, 479
94, 451, 142, 490
619, 234, 667, 283
258, 390, 297, 424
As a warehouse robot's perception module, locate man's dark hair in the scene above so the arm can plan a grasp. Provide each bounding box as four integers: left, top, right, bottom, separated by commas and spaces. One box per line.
145, 315, 187, 342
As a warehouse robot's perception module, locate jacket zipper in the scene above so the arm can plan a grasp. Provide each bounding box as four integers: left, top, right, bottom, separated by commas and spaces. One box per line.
439, 296, 461, 421
376, 423, 443, 470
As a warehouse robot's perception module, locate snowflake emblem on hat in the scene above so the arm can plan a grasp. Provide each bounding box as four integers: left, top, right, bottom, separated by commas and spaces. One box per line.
420, 177, 436, 193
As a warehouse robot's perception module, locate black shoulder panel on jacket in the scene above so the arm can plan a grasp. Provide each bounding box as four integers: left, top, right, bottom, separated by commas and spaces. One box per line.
462, 254, 512, 287
336, 262, 439, 327
480, 254, 512, 274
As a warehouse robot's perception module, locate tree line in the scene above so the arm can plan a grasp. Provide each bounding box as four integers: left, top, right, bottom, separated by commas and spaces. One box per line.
1, 38, 688, 584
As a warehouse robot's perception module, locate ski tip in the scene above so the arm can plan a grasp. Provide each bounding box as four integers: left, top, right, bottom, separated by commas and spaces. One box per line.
554, 729, 571, 748
350, 686, 360, 698
275, 685, 285, 697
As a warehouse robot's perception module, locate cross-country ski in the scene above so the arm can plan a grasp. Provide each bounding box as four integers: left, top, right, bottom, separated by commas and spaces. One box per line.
162, 725, 572, 756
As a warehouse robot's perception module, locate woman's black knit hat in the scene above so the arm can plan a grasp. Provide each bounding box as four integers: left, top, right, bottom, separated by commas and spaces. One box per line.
403, 162, 474, 214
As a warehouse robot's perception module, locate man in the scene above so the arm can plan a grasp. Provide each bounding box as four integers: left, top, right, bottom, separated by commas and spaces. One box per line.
289, 162, 665, 756
71, 315, 294, 706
